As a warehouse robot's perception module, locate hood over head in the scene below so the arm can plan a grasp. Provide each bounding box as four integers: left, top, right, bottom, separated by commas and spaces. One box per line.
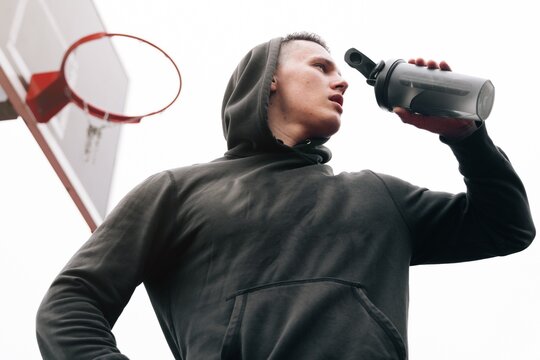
221, 37, 332, 164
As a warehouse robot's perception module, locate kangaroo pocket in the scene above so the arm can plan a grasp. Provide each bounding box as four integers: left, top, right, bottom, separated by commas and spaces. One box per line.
221, 278, 406, 360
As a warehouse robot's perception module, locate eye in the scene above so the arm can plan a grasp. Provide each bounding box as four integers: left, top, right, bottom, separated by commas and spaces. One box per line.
314, 63, 327, 72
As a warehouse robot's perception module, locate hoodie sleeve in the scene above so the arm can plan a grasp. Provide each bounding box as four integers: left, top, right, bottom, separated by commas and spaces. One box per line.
36, 170, 178, 359
377, 123, 535, 265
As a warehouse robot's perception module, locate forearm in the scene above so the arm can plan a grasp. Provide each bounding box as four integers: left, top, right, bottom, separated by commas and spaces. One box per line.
443, 122, 535, 254
36, 236, 138, 359
36, 279, 129, 360
387, 123, 535, 264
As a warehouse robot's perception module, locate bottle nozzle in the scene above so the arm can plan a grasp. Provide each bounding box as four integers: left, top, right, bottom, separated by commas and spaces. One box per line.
344, 48, 378, 85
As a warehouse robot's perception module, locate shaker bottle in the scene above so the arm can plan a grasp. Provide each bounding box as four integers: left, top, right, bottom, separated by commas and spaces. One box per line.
344, 48, 494, 121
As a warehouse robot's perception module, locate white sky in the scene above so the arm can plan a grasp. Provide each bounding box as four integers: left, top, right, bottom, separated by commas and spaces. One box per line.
1, 0, 539, 359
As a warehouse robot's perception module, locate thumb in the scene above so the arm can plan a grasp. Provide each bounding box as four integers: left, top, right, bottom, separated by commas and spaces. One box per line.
392, 107, 436, 130
393, 107, 414, 123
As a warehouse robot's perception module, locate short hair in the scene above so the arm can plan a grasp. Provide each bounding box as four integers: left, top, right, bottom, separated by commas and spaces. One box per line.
281, 32, 330, 53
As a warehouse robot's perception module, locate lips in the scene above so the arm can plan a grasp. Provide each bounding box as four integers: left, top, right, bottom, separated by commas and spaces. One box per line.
329, 94, 344, 107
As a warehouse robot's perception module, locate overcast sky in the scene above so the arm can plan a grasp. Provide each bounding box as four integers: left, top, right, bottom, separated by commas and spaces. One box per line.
1, 0, 539, 359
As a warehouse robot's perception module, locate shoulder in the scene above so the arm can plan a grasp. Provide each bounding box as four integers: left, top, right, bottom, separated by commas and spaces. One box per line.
164, 157, 231, 183
337, 170, 425, 204
337, 169, 410, 187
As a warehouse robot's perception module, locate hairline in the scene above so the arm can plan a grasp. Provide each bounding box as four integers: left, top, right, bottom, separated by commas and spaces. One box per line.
278, 32, 330, 65
280, 32, 330, 52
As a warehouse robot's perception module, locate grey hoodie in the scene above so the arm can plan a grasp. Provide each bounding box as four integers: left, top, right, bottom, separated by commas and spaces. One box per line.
36, 37, 535, 360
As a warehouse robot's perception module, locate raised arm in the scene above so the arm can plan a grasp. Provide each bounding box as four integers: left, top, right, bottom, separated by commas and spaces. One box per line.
378, 123, 535, 265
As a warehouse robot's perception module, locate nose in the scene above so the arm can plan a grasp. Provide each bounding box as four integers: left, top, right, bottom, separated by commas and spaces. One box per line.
332, 75, 348, 95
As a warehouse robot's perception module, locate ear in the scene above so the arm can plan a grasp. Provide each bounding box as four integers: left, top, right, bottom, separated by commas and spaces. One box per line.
270, 75, 277, 92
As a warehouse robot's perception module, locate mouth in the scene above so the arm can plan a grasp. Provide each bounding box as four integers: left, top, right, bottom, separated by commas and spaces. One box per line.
329, 94, 344, 107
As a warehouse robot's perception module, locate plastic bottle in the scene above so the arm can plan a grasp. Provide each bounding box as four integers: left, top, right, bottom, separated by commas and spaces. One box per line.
344, 48, 494, 121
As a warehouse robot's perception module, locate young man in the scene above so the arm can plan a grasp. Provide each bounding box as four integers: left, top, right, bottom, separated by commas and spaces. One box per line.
37, 33, 535, 359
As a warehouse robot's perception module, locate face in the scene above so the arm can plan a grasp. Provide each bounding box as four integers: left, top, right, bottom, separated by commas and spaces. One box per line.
269, 40, 348, 142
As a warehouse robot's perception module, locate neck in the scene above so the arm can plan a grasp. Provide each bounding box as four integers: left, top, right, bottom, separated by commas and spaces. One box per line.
267, 106, 307, 147
268, 123, 301, 146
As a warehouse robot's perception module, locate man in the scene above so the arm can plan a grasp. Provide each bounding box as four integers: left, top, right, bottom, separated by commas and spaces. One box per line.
36, 32, 535, 359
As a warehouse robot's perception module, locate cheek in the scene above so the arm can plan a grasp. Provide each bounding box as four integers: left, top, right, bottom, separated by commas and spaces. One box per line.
290, 76, 312, 93
283, 80, 313, 107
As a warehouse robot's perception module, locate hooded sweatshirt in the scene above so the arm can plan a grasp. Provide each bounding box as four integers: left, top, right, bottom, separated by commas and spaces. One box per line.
36, 37, 535, 360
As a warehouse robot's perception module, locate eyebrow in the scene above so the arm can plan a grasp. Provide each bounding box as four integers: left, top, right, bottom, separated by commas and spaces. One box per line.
310, 56, 342, 76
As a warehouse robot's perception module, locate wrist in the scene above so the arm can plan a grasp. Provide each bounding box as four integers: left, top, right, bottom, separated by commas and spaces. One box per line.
440, 120, 478, 142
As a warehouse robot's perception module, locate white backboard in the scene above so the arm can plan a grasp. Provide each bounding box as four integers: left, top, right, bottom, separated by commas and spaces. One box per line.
0, 0, 128, 231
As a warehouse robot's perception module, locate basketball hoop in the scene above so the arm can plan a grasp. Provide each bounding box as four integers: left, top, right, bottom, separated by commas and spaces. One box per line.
25, 32, 182, 124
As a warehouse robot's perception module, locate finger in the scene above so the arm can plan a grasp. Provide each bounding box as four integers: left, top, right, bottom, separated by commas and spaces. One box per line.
439, 60, 452, 71
414, 58, 426, 67
393, 107, 408, 117
393, 107, 415, 122
426, 59, 439, 69
393, 107, 429, 129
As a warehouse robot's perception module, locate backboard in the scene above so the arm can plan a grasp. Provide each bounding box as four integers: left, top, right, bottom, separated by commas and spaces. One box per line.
0, 0, 128, 231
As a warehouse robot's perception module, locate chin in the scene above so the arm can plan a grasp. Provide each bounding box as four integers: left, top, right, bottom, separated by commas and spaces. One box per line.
313, 120, 341, 139
324, 117, 342, 136
302, 113, 342, 139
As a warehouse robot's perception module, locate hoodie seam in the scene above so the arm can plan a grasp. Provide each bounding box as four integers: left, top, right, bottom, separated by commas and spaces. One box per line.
369, 171, 414, 239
